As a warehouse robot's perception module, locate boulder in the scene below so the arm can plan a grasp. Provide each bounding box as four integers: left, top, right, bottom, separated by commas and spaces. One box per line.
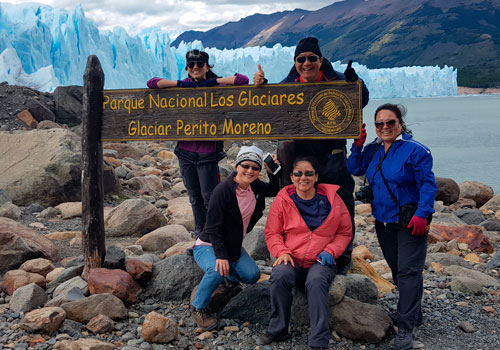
53, 276, 88, 298
0, 189, 11, 205
46, 286, 86, 307
352, 256, 395, 297
219, 281, 270, 325
103, 245, 126, 270
135, 224, 191, 252
59, 319, 83, 337
54, 202, 82, 219
0, 218, 58, 274
27, 99, 56, 122
18, 110, 38, 128
46, 267, 65, 283
479, 217, 500, 231
86, 314, 115, 334
37, 120, 62, 129
147, 255, 204, 301
0, 129, 81, 206
46, 265, 84, 291
453, 209, 486, 225
190, 283, 242, 314
444, 265, 499, 287
20, 258, 55, 277
430, 224, 494, 253
345, 274, 379, 304
61, 293, 127, 322
104, 199, 167, 237
450, 277, 484, 294
88, 268, 141, 304
1, 269, 46, 295
53, 85, 83, 125
21, 307, 66, 333
425, 253, 472, 268
459, 181, 494, 207
330, 296, 392, 343
435, 177, 460, 205
242, 227, 270, 261
162, 241, 194, 258
165, 196, 194, 231
0, 202, 21, 220
128, 175, 164, 194
102, 142, 147, 159
142, 311, 178, 344
54, 339, 116, 350
480, 194, 500, 212
125, 257, 153, 285
9, 283, 48, 313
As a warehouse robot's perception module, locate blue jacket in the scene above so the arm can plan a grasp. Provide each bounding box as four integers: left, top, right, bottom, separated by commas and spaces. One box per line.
347, 133, 436, 223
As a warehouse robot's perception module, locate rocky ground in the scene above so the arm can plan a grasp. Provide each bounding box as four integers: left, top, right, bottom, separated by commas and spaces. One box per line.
0, 82, 499, 349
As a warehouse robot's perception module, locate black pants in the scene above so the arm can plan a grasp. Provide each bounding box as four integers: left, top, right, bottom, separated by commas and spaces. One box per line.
375, 221, 427, 331
175, 147, 222, 235
267, 263, 337, 348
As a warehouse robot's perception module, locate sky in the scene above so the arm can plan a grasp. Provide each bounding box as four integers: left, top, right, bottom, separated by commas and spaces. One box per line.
2, 0, 339, 37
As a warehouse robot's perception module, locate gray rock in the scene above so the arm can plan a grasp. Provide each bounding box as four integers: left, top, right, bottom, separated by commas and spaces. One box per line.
39, 207, 60, 219
103, 245, 126, 270
46, 287, 85, 307
0, 189, 11, 205
431, 212, 467, 226
486, 250, 500, 270
61, 293, 127, 322
457, 320, 477, 333
23, 203, 45, 214
53, 85, 83, 125
330, 296, 392, 343
9, 283, 47, 313
444, 265, 499, 287
449, 277, 483, 294
453, 209, 486, 225
479, 217, 500, 231
46, 265, 84, 292
115, 166, 129, 179
219, 281, 270, 325
27, 99, 55, 122
147, 255, 203, 301
53, 276, 88, 298
242, 227, 270, 261
0, 202, 21, 220
345, 274, 378, 304
425, 253, 472, 268
59, 319, 83, 337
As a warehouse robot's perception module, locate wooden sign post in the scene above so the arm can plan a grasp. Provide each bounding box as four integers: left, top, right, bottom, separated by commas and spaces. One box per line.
81, 55, 363, 276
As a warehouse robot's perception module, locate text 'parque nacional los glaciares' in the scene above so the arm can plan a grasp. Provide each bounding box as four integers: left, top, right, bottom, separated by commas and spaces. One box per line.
101, 81, 363, 141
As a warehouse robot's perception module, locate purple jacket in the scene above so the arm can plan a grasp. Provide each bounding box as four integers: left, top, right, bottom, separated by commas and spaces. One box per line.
147, 74, 249, 153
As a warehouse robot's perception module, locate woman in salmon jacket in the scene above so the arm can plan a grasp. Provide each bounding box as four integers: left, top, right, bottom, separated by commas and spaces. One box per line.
258, 156, 352, 350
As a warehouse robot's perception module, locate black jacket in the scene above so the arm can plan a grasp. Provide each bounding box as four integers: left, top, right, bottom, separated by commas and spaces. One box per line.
198, 172, 279, 261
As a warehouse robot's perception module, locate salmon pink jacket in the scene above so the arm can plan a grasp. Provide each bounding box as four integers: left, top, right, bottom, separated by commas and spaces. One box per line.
265, 183, 353, 268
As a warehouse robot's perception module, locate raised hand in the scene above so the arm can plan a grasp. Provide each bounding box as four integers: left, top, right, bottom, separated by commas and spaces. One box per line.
344, 60, 359, 82
253, 64, 266, 85
353, 123, 367, 148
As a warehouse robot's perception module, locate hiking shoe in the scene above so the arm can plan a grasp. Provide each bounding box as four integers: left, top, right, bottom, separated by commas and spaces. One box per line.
394, 327, 413, 350
256, 332, 287, 345
192, 307, 217, 331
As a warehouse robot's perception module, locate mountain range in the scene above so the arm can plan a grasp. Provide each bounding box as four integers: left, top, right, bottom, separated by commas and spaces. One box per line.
172, 0, 500, 88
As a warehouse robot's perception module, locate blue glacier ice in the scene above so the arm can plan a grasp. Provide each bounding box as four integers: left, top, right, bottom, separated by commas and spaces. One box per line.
0, 3, 457, 98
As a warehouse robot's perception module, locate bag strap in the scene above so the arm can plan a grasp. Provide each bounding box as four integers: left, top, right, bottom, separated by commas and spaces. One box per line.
373, 144, 400, 207
362, 143, 381, 187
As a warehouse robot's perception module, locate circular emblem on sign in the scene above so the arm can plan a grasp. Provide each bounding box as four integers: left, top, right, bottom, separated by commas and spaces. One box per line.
308, 89, 354, 135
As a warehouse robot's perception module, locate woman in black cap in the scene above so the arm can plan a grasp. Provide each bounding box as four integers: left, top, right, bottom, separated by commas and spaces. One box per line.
147, 50, 249, 238
254, 37, 369, 275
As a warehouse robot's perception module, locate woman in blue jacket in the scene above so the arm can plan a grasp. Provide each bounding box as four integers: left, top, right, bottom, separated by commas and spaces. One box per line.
347, 103, 436, 350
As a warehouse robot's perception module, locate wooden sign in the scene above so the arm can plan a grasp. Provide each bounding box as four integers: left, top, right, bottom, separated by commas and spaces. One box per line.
101, 81, 363, 141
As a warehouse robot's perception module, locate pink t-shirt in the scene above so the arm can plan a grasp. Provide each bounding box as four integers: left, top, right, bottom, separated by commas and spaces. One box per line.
195, 185, 256, 247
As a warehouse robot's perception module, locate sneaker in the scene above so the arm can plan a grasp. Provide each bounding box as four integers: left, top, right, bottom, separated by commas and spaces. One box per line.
394, 327, 413, 350
192, 307, 217, 331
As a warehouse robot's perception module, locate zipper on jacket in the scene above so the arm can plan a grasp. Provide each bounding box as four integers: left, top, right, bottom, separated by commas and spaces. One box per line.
301, 231, 313, 266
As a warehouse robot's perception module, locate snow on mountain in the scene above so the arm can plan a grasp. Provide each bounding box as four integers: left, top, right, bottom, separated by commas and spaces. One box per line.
0, 2, 457, 98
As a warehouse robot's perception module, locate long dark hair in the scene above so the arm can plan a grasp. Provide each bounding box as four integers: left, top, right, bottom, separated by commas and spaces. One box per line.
374, 103, 412, 135
185, 50, 219, 80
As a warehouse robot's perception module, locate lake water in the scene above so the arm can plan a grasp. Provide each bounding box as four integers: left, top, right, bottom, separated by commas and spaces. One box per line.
349, 95, 500, 193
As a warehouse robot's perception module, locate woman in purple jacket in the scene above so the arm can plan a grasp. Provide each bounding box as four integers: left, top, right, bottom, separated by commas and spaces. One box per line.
147, 49, 249, 237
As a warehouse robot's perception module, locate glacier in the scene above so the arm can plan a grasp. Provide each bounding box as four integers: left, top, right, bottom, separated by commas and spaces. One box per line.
0, 3, 457, 98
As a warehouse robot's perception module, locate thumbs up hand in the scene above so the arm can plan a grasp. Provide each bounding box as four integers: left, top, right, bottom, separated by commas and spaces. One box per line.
253, 64, 266, 85
344, 60, 359, 82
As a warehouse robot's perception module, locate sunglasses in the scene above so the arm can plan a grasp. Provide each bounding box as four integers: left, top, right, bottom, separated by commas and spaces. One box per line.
239, 163, 261, 171
187, 61, 205, 69
292, 171, 316, 177
375, 120, 397, 130
295, 55, 319, 64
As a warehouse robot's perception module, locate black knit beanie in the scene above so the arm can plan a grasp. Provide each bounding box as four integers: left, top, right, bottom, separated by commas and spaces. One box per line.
294, 37, 322, 59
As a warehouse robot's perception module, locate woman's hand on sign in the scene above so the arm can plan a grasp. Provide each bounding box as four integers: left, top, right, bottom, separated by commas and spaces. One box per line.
273, 253, 295, 267
253, 64, 266, 85
215, 259, 230, 276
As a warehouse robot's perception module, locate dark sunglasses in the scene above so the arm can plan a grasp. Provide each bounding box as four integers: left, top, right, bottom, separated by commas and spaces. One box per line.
292, 170, 316, 177
374, 120, 397, 130
239, 163, 261, 171
295, 55, 319, 64
187, 61, 205, 69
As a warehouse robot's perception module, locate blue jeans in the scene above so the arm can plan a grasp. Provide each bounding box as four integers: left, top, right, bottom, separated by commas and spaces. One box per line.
192, 245, 260, 310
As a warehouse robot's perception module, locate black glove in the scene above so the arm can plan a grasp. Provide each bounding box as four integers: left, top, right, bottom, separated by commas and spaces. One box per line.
344, 60, 359, 82
177, 80, 197, 88
197, 78, 219, 87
